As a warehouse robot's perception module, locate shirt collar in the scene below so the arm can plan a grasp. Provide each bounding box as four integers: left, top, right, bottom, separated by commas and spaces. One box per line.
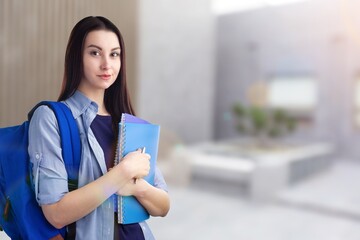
64, 90, 98, 119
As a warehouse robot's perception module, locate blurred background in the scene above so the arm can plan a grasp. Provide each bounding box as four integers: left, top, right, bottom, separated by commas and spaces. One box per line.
1, 0, 360, 239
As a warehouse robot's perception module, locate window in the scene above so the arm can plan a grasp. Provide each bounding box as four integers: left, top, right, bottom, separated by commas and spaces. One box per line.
267, 76, 318, 123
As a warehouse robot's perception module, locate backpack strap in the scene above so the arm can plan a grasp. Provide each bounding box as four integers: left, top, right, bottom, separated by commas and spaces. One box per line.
29, 101, 81, 191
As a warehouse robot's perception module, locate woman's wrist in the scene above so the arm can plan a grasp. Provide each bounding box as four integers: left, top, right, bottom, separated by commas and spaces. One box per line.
133, 179, 150, 198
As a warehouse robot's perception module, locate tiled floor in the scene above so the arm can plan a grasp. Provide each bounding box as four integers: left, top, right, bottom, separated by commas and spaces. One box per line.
2, 161, 360, 240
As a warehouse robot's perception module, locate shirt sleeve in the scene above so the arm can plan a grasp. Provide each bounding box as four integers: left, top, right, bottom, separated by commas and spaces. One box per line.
28, 106, 69, 205
154, 166, 168, 192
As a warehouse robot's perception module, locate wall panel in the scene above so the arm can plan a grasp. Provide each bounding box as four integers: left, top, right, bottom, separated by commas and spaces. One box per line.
0, 0, 137, 126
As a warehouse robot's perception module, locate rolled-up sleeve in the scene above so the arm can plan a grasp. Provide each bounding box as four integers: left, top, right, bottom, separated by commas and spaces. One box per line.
28, 106, 69, 205
154, 167, 168, 192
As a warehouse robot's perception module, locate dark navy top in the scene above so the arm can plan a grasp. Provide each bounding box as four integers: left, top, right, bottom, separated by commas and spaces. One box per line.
90, 115, 115, 169
90, 115, 145, 240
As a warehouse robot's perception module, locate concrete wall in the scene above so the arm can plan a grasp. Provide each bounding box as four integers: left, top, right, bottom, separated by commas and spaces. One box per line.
136, 0, 215, 143
214, 0, 360, 158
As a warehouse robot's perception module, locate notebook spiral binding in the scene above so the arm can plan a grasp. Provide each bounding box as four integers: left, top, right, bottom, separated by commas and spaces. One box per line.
114, 113, 126, 223
114, 113, 126, 166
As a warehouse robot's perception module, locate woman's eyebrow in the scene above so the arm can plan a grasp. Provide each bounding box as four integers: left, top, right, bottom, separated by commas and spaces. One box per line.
87, 44, 120, 51
87, 44, 102, 50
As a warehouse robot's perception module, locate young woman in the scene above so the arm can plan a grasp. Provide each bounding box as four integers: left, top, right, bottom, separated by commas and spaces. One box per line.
28, 16, 170, 240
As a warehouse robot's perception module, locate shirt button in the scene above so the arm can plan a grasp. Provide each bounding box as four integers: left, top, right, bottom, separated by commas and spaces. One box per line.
35, 153, 40, 160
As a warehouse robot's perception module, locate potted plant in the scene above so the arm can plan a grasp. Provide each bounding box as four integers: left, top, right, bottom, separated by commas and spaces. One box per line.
232, 103, 297, 148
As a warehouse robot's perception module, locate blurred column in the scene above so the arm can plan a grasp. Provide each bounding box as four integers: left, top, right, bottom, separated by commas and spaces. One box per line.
136, 0, 216, 143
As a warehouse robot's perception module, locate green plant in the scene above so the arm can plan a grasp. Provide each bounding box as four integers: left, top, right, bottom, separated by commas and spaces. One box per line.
232, 102, 297, 146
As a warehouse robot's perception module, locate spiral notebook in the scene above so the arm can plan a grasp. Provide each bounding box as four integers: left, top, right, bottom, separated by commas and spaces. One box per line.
114, 113, 160, 224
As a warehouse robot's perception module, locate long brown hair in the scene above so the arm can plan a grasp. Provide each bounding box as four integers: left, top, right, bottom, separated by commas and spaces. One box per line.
58, 16, 135, 129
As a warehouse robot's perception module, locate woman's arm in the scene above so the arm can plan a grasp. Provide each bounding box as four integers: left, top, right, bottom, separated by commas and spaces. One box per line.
42, 150, 150, 229
117, 177, 170, 217
133, 179, 170, 217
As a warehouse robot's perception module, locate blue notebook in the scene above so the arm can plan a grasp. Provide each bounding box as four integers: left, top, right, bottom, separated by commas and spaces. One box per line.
114, 113, 160, 224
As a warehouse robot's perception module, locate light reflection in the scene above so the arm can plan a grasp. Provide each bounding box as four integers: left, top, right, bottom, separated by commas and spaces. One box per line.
212, 0, 311, 15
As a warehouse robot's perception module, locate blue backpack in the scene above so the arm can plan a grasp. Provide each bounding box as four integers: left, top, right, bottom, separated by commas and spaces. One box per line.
0, 101, 81, 240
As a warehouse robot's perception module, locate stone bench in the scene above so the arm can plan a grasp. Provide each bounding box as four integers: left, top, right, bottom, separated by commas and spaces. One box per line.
188, 141, 335, 201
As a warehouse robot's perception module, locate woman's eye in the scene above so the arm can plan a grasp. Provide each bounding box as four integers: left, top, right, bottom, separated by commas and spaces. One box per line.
90, 51, 100, 56
111, 52, 120, 57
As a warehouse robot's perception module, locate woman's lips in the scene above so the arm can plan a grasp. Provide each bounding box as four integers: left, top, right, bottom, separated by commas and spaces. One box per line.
98, 74, 111, 80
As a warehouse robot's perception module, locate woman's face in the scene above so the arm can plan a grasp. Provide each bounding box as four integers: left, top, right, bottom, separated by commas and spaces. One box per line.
79, 30, 121, 95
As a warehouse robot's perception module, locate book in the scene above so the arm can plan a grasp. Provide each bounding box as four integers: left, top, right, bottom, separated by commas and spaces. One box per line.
114, 113, 160, 224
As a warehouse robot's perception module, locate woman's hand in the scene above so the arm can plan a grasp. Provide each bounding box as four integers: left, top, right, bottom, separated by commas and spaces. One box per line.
113, 149, 151, 196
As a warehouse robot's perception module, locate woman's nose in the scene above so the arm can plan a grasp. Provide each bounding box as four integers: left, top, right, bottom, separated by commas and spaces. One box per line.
100, 57, 110, 70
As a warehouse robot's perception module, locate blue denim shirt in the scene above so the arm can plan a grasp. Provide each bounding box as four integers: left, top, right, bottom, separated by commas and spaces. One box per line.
28, 91, 167, 240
